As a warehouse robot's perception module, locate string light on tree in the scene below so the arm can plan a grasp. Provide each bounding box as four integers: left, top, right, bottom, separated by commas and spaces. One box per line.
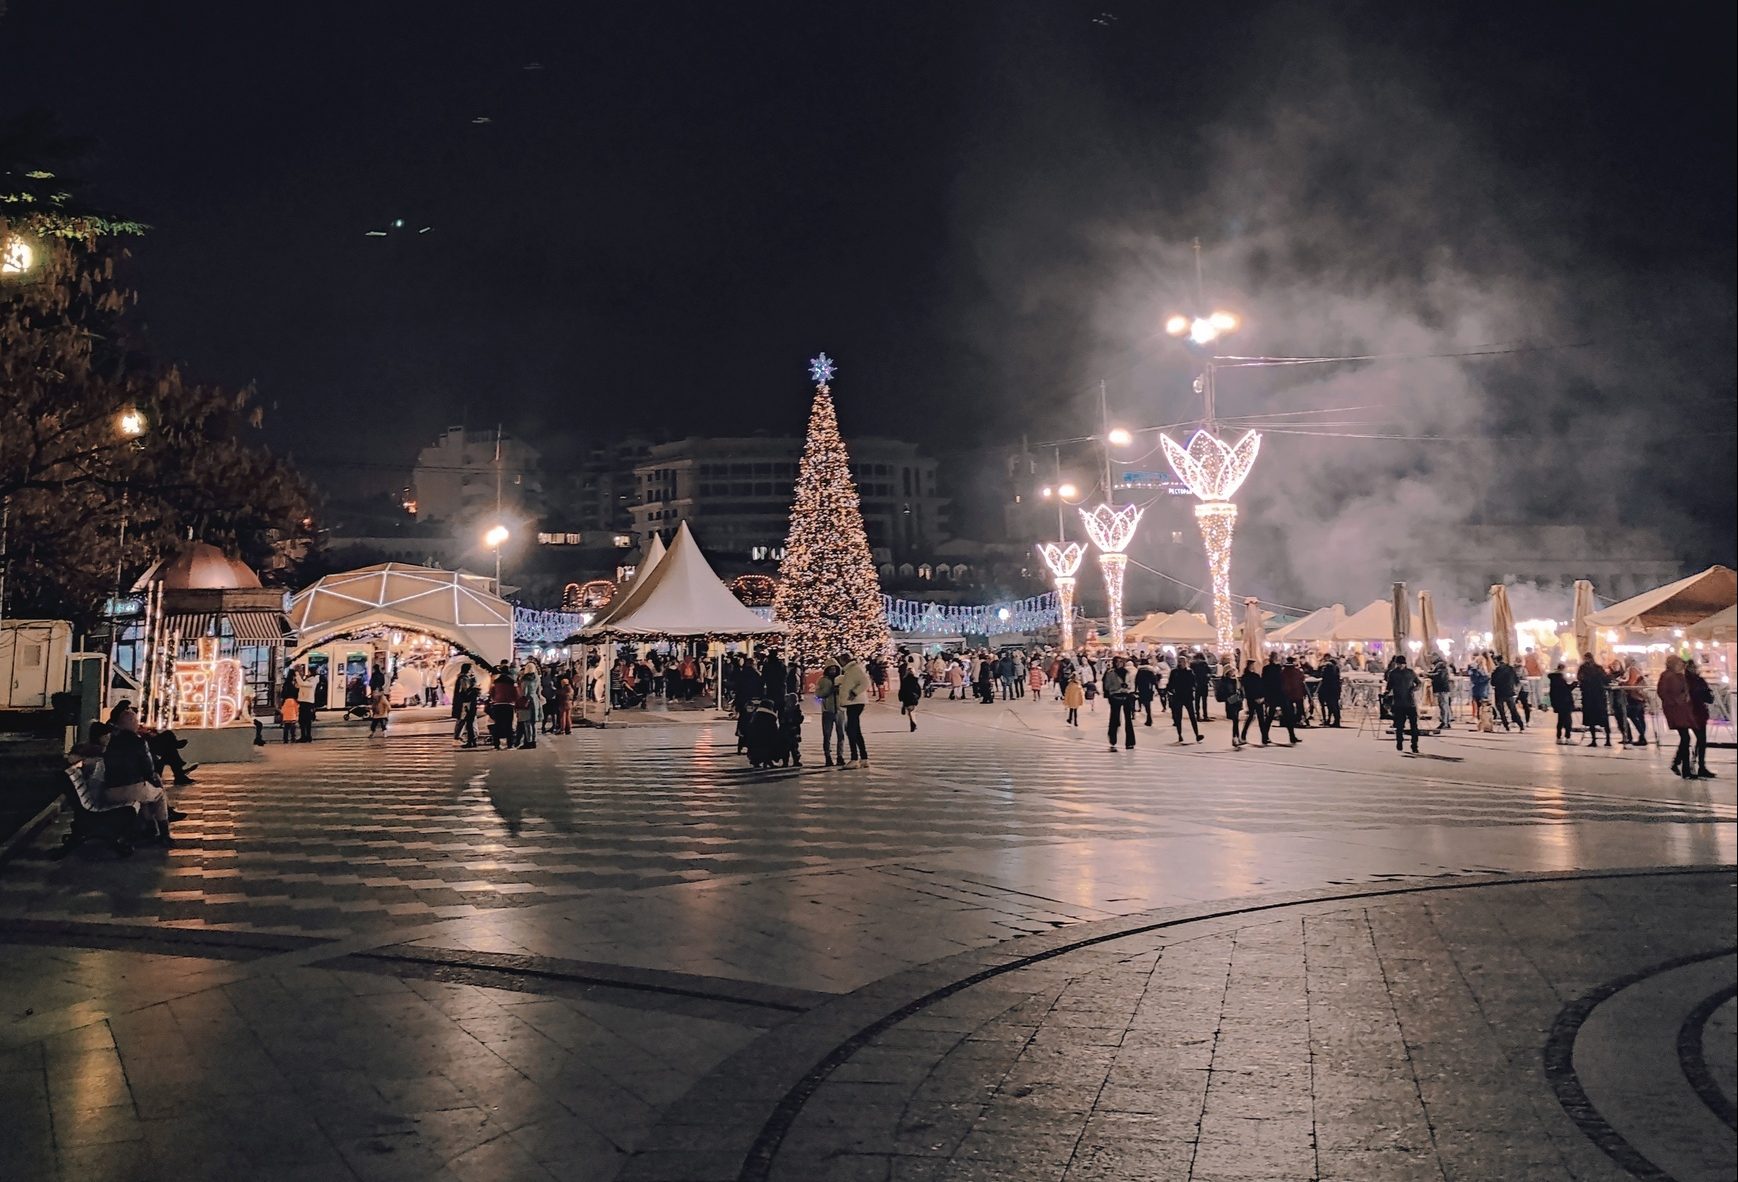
1037, 541, 1086, 651
1079, 503, 1144, 652
1161, 428, 1261, 652
773, 353, 891, 668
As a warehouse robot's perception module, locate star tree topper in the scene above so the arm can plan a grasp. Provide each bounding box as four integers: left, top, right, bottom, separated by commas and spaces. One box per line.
808, 352, 837, 386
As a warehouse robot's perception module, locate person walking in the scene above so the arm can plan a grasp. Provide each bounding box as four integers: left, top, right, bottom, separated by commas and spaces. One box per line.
1658, 656, 1693, 775
452, 663, 478, 746
556, 675, 574, 735
1134, 657, 1158, 727
898, 663, 922, 732
1686, 660, 1716, 778
1280, 656, 1307, 742
1062, 666, 1084, 727
1262, 653, 1297, 745
1190, 651, 1213, 721
1386, 655, 1422, 754
485, 664, 518, 749
1317, 655, 1343, 728
1239, 658, 1270, 745
1548, 662, 1577, 743
1491, 656, 1525, 731
1216, 660, 1245, 748
1577, 654, 1612, 747
837, 652, 871, 766
1168, 657, 1203, 743
1103, 655, 1136, 751
1466, 658, 1491, 731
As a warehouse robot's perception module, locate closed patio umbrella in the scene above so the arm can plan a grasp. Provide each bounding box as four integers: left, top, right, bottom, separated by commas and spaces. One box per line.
1241, 597, 1265, 671
1571, 579, 1596, 662
1490, 584, 1518, 660
1418, 589, 1442, 661
1391, 582, 1411, 655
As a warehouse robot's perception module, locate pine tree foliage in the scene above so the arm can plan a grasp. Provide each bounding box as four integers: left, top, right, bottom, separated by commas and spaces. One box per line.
774, 380, 889, 669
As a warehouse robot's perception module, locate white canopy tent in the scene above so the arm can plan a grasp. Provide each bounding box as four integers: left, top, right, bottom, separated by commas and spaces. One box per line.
1127, 610, 1217, 645
1332, 599, 1424, 645
1586, 566, 1737, 632
287, 564, 513, 666
578, 522, 783, 641
587, 534, 667, 632
1686, 605, 1737, 643
1268, 604, 1346, 645
1122, 612, 1173, 644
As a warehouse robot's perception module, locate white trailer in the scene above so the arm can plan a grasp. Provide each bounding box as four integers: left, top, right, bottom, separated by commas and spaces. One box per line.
0, 619, 73, 710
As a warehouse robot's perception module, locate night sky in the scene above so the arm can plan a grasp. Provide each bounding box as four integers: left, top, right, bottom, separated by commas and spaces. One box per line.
3, 1, 1734, 589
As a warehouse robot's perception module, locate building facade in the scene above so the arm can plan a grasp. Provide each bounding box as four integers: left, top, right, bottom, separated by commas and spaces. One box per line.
409, 427, 542, 524
628, 435, 945, 568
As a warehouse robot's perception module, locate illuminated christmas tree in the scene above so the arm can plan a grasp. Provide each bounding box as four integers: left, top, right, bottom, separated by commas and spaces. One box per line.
775, 353, 890, 668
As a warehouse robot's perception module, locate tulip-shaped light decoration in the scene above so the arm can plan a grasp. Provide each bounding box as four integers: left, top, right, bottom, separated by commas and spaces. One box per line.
1079, 504, 1144, 652
1161, 428, 1261, 653
1037, 541, 1087, 652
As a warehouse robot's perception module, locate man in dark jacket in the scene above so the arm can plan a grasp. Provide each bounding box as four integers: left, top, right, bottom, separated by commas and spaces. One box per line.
1190, 652, 1213, 720
1103, 655, 1137, 751
1166, 658, 1203, 743
1386, 655, 1422, 754
1134, 658, 1158, 726
1490, 655, 1525, 731
1317, 656, 1342, 727
1262, 654, 1296, 744
1280, 656, 1308, 740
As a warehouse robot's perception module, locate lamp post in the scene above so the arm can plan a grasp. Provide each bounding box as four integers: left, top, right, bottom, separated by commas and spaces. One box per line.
1079, 503, 1144, 652
1031, 422, 1136, 654
484, 524, 509, 589
107, 408, 149, 706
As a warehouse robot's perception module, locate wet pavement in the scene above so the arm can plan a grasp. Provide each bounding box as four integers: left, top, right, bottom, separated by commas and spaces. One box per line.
0, 703, 1732, 1180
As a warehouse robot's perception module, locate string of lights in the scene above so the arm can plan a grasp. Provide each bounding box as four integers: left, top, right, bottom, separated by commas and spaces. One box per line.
882, 592, 1067, 636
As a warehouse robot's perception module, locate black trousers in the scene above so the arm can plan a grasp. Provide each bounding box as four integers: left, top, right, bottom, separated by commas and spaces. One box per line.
1671, 726, 1692, 771
1495, 694, 1525, 729
1319, 692, 1341, 727
1139, 695, 1153, 725
1171, 696, 1198, 739
1393, 704, 1420, 750
1240, 701, 1270, 743
1273, 701, 1299, 742
1555, 709, 1575, 740
1194, 684, 1211, 720
299, 708, 314, 742
844, 705, 868, 760
1108, 697, 1136, 747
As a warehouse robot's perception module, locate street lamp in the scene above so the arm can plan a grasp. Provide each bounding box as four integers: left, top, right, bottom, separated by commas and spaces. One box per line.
118, 407, 148, 438
484, 524, 509, 587
109, 409, 151, 708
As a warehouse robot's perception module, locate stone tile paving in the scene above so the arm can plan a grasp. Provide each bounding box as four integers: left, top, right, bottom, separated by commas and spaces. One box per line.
643, 871, 1735, 1182
0, 708, 1733, 1181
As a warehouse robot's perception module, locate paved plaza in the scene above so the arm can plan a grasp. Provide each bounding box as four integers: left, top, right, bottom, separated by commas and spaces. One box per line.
1, 702, 1733, 1181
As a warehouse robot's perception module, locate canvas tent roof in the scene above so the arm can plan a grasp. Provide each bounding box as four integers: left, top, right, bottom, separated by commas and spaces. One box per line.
1268, 604, 1346, 645
1332, 599, 1424, 644
587, 534, 666, 631
1585, 566, 1737, 631
1126, 611, 1216, 644
287, 563, 512, 665
577, 522, 784, 641
1686, 604, 1737, 642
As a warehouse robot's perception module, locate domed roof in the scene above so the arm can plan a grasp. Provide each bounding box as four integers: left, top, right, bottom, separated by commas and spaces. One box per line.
142, 543, 263, 591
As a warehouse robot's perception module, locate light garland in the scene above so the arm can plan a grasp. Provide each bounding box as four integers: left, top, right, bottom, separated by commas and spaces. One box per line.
882, 592, 1066, 637
514, 606, 589, 645
773, 356, 892, 667
1163, 428, 1262, 655
172, 637, 245, 728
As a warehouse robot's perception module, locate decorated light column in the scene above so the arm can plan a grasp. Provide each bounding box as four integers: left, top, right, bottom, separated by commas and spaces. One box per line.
1079, 504, 1144, 652
1036, 542, 1086, 652
1160, 429, 1260, 653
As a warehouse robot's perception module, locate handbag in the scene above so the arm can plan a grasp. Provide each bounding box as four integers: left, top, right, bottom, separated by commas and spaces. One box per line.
1084, 683, 1097, 700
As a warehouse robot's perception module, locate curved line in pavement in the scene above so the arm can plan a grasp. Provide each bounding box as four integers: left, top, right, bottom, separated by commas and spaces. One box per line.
1543, 949, 1738, 1182
1678, 983, 1738, 1132
735, 865, 1736, 1182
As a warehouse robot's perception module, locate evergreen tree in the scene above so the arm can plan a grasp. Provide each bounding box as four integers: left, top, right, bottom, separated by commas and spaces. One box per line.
774, 354, 889, 669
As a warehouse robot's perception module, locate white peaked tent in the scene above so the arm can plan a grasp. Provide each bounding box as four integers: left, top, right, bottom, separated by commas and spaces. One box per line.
1127, 611, 1217, 644
1333, 599, 1424, 645
578, 522, 784, 640
1123, 612, 1174, 644
586, 534, 667, 633
1586, 565, 1737, 632
1268, 604, 1346, 645
288, 564, 512, 665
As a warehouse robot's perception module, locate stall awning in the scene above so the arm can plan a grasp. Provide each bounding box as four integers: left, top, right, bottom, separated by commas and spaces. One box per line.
228, 612, 289, 644
162, 613, 217, 637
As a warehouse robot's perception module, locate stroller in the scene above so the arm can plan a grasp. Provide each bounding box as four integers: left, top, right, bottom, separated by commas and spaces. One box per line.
52, 762, 143, 859
743, 697, 787, 769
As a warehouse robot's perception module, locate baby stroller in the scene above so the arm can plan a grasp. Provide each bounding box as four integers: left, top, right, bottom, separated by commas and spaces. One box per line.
743, 697, 786, 769
53, 762, 142, 859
